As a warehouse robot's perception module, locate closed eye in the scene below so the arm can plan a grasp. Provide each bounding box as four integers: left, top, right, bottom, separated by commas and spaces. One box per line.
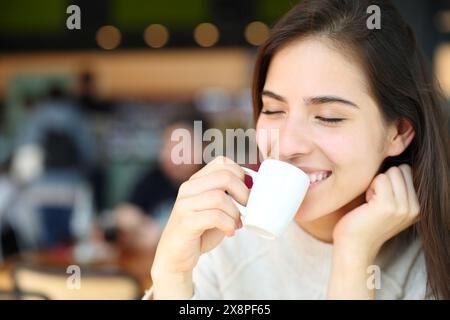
261, 110, 285, 115
316, 116, 344, 123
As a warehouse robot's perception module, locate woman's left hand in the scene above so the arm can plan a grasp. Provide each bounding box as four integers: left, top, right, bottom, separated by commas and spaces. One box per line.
332, 164, 420, 262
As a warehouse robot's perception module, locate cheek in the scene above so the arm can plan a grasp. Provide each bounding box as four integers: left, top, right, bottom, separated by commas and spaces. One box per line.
160, 145, 172, 164
317, 123, 384, 168
256, 119, 279, 158
318, 132, 366, 168
256, 131, 268, 158
298, 128, 384, 220
317, 126, 385, 194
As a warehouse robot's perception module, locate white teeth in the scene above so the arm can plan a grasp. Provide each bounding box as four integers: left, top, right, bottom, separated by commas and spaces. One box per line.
308, 171, 331, 184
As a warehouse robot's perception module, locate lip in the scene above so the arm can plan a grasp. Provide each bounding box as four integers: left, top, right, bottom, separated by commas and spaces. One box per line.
296, 166, 332, 175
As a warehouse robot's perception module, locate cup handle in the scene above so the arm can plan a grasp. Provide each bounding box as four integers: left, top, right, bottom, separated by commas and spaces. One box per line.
229, 166, 258, 218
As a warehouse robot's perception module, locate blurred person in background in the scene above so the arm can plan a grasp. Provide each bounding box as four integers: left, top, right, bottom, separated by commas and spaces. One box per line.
0, 158, 20, 261
0, 96, 45, 257
75, 70, 111, 215
7, 84, 97, 250
16, 83, 96, 174
77, 70, 113, 114
113, 110, 209, 253
0, 100, 20, 260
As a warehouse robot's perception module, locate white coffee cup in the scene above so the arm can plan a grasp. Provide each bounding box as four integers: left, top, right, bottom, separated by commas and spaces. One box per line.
231, 159, 310, 239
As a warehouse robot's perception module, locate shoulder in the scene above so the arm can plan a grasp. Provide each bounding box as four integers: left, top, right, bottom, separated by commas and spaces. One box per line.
376, 231, 429, 299
142, 166, 164, 181
133, 166, 166, 190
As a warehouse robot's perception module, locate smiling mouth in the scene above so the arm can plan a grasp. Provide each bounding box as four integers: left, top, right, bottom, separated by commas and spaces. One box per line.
307, 171, 332, 185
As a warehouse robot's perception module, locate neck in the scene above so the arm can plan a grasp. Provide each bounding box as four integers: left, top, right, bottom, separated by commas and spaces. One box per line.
296, 194, 366, 243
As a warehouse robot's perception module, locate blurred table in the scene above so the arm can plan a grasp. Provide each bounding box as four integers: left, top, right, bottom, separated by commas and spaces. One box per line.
0, 241, 155, 294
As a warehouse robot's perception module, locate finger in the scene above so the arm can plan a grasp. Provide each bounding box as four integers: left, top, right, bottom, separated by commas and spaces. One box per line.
398, 164, 421, 219
186, 209, 238, 237
190, 156, 245, 181
371, 173, 396, 208
179, 169, 250, 206
385, 166, 409, 214
182, 190, 241, 224
366, 186, 375, 202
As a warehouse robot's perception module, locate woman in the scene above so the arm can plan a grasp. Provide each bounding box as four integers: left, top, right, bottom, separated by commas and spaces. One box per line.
149, 0, 450, 299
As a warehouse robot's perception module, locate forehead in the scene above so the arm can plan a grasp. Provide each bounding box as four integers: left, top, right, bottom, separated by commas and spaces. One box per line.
264, 37, 371, 101
163, 122, 193, 140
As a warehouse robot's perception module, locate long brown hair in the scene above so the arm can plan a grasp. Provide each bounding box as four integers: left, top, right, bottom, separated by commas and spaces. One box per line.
252, 0, 450, 299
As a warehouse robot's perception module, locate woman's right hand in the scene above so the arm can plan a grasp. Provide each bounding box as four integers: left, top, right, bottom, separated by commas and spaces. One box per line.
151, 156, 249, 299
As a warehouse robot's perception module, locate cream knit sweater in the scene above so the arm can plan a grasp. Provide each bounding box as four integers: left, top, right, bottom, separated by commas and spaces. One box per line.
144, 221, 429, 300
189, 221, 428, 299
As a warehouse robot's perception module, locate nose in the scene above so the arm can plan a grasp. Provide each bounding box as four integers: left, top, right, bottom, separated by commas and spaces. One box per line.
277, 115, 314, 161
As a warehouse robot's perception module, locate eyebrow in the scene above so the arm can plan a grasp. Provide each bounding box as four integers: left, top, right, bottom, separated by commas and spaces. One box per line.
261, 90, 287, 102
261, 90, 359, 109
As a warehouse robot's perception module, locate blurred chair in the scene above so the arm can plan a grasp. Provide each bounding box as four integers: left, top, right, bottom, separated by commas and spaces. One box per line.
9, 133, 94, 250
0, 289, 48, 300
12, 263, 141, 300
16, 178, 93, 249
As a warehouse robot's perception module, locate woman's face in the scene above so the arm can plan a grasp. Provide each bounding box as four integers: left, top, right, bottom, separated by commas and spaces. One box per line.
256, 38, 396, 222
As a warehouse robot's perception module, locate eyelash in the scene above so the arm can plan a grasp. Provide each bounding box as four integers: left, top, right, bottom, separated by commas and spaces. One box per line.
261, 110, 284, 115
261, 111, 344, 123
315, 116, 344, 123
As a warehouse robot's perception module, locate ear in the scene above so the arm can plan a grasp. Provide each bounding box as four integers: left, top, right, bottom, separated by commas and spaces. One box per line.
386, 118, 415, 157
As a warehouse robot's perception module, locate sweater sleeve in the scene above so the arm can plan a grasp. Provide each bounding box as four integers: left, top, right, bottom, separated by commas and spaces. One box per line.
191, 252, 222, 299
401, 250, 431, 299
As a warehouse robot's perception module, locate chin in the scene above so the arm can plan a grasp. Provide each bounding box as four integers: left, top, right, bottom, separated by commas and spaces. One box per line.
294, 204, 330, 222
295, 193, 366, 223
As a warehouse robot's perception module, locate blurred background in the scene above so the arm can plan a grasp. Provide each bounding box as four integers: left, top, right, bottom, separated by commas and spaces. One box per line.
0, 0, 448, 299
